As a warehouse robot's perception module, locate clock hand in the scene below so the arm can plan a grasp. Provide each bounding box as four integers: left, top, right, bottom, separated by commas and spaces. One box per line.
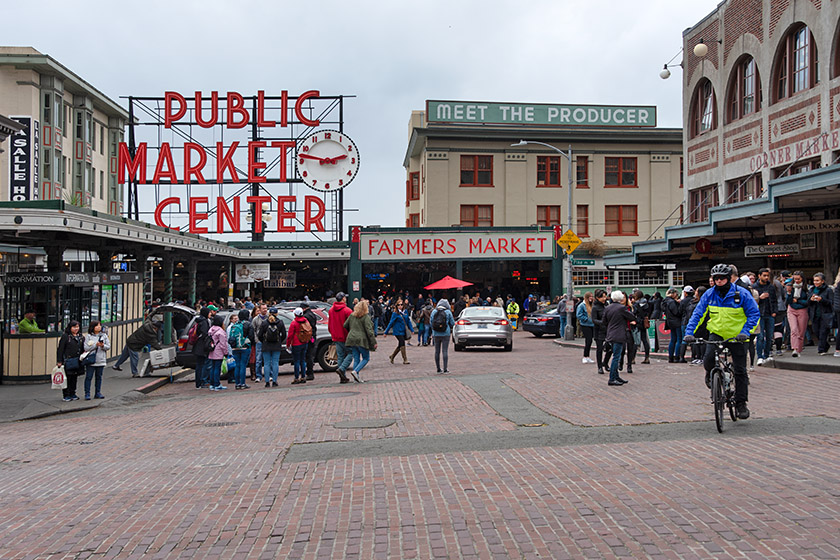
325, 155, 347, 164
299, 153, 327, 162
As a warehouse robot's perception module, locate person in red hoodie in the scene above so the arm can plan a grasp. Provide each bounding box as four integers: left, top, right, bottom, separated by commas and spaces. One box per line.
328, 292, 353, 383
287, 307, 311, 384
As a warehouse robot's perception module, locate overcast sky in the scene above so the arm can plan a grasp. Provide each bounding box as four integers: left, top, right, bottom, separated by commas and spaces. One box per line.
6, 0, 720, 239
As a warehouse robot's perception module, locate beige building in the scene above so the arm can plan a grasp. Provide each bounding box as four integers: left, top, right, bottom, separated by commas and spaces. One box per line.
0, 47, 128, 214
403, 103, 684, 253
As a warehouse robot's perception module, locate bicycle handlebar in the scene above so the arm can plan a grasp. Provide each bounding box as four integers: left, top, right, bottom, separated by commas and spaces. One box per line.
686, 337, 747, 344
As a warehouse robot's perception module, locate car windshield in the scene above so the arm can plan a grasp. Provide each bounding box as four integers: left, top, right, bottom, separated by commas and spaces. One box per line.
540, 305, 560, 315
461, 307, 505, 319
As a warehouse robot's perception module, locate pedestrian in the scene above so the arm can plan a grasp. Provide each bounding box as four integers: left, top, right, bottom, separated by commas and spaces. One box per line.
632, 289, 651, 364
124, 320, 163, 378
650, 291, 663, 352
225, 313, 240, 385
834, 267, 840, 358
663, 288, 684, 362
687, 287, 707, 363
207, 315, 229, 391
229, 309, 252, 389
251, 304, 269, 383
677, 286, 694, 363
418, 302, 432, 346
453, 294, 468, 318
808, 272, 834, 356
576, 292, 595, 364
754, 267, 778, 366
384, 301, 414, 365
785, 271, 809, 357
259, 308, 287, 387
429, 298, 455, 374
300, 302, 318, 381
56, 320, 84, 401
591, 289, 608, 375
619, 292, 636, 374
603, 291, 636, 386
83, 320, 110, 400
286, 307, 311, 384
371, 296, 384, 335
344, 299, 377, 382
191, 307, 213, 387
328, 292, 353, 383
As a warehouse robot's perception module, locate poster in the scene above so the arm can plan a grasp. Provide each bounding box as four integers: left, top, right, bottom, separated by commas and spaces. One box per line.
234, 263, 271, 283
264, 271, 296, 288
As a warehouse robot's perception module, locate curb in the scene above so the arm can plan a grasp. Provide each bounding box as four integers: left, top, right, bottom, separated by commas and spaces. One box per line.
553, 339, 671, 360
134, 368, 192, 394
768, 359, 840, 374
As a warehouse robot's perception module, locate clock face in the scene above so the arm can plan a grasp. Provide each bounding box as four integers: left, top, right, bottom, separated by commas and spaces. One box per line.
296, 130, 360, 192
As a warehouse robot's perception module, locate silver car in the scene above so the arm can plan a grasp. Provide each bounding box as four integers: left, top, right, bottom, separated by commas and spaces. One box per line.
452, 306, 513, 352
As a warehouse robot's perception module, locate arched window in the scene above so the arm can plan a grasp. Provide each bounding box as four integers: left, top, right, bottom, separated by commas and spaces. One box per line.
727, 56, 761, 122
690, 79, 716, 138
774, 24, 818, 101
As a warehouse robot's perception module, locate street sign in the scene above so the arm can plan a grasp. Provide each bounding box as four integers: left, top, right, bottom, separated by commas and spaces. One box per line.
570, 258, 594, 266
556, 230, 582, 254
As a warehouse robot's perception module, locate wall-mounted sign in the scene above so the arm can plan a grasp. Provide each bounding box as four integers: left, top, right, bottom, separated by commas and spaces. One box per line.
360, 231, 554, 261
570, 259, 595, 266
263, 270, 296, 288
744, 244, 799, 257
9, 116, 39, 201
749, 130, 840, 173
765, 219, 840, 235
426, 100, 656, 127
235, 263, 271, 283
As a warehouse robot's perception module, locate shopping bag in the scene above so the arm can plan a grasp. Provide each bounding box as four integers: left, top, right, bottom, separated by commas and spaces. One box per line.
221, 358, 229, 375
226, 356, 236, 372
51, 365, 67, 390
325, 344, 337, 362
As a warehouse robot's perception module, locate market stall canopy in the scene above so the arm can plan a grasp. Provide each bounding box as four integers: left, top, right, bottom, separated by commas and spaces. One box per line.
424, 276, 474, 290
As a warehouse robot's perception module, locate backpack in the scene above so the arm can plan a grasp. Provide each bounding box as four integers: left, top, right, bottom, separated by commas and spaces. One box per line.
297, 320, 313, 343
187, 323, 199, 345
432, 309, 447, 332
228, 322, 245, 349
264, 322, 281, 343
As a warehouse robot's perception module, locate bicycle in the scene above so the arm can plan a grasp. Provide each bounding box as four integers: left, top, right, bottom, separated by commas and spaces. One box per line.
691, 338, 743, 433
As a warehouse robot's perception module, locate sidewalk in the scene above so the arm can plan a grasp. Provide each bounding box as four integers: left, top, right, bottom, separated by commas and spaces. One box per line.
0, 364, 191, 423
553, 337, 840, 374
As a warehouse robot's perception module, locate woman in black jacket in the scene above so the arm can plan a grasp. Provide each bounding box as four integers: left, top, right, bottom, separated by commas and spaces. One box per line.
663, 288, 684, 363
56, 320, 84, 401
590, 289, 608, 375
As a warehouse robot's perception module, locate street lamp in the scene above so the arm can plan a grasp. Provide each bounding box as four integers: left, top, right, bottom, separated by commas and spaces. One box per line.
512, 139, 575, 340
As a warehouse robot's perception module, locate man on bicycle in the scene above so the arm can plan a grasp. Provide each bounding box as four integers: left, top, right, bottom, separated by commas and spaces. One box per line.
684, 263, 760, 419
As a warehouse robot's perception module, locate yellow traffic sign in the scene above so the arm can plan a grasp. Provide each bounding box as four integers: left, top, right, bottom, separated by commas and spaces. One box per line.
556, 230, 582, 254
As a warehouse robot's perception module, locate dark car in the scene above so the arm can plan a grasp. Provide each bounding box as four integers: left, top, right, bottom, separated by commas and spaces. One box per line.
521, 304, 563, 337
175, 309, 337, 373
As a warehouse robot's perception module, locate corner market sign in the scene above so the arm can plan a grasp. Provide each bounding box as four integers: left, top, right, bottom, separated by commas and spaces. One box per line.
426, 100, 656, 127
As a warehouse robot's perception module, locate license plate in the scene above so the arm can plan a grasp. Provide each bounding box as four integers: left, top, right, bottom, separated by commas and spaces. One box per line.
477, 324, 487, 329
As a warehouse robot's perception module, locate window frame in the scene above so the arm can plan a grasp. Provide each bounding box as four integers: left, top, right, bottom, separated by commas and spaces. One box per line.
536, 205, 562, 227
575, 156, 588, 188
460, 155, 494, 187
604, 157, 638, 188
576, 205, 589, 237
408, 171, 420, 200
774, 24, 818, 102
536, 156, 562, 188
408, 213, 420, 228
690, 79, 716, 138
727, 56, 761, 122
604, 205, 638, 236
460, 204, 494, 227
688, 185, 718, 223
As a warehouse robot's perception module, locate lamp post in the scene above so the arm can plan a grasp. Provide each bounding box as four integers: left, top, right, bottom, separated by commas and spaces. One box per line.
512, 140, 575, 340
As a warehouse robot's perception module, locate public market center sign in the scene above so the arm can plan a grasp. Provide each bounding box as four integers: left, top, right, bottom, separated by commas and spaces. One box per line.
426, 100, 656, 127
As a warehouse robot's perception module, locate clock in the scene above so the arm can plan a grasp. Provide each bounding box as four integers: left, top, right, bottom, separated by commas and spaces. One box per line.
296, 129, 360, 192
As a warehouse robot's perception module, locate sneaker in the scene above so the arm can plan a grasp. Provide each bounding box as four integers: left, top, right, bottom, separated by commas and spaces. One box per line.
291, 379, 300, 384
350, 370, 360, 383
641, 359, 650, 364
597, 369, 605, 375
834, 351, 840, 358
265, 382, 271, 388
792, 351, 799, 358
818, 352, 828, 356
112, 365, 122, 371
306, 374, 315, 381
272, 382, 279, 387
608, 380, 623, 386
94, 394, 105, 399
216, 385, 227, 390
62, 397, 73, 402
71, 395, 79, 401
776, 350, 784, 356
756, 358, 764, 366
340, 378, 350, 384
581, 357, 588, 364
764, 356, 774, 362
443, 370, 450, 374
209, 386, 217, 391
736, 402, 750, 419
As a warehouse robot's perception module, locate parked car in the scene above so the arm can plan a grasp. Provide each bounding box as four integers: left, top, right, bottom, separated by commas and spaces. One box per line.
175, 309, 337, 373
521, 304, 563, 337
452, 306, 513, 351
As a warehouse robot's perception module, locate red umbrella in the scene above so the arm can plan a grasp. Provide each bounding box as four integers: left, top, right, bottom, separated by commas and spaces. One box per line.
424, 275, 474, 290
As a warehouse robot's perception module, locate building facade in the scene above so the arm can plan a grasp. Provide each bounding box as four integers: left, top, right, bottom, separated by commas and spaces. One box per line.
0, 47, 128, 214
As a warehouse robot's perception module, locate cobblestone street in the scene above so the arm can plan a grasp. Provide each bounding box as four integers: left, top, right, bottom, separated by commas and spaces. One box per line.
2, 333, 839, 559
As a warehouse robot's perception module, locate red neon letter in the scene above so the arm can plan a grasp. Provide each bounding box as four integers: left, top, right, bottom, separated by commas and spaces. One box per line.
270, 141, 296, 182
118, 142, 147, 184
216, 141, 240, 183
279, 90, 289, 127
276, 195, 296, 232
304, 195, 326, 232
248, 141, 267, 182
188, 197, 208, 234
256, 90, 275, 128
194, 91, 219, 128
154, 197, 180, 230
164, 91, 187, 128
152, 143, 179, 183
246, 196, 271, 233
216, 196, 240, 233
226, 92, 248, 129
184, 143, 207, 184
295, 90, 321, 126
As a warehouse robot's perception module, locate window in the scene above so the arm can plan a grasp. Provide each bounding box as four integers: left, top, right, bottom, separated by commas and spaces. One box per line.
91, 119, 96, 147
44, 93, 52, 124
537, 205, 562, 226
573, 269, 613, 286
605, 157, 637, 187
690, 80, 716, 137
688, 185, 718, 223
537, 156, 561, 187
726, 175, 762, 203
775, 25, 818, 101
773, 158, 819, 178
460, 155, 493, 187
408, 172, 419, 200
43, 148, 52, 181
64, 103, 70, 137
460, 205, 493, 227
728, 56, 761, 122
75, 112, 83, 139
100, 170, 105, 199
605, 205, 638, 235
576, 205, 589, 237
576, 156, 588, 187
100, 125, 104, 154
680, 157, 684, 188
408, 213, 419, 228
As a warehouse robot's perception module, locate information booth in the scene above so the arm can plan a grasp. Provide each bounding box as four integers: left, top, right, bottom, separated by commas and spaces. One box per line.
2, 271, 143, 383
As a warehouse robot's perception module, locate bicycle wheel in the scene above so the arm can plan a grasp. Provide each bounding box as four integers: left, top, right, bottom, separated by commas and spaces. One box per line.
710, 368, 725, 433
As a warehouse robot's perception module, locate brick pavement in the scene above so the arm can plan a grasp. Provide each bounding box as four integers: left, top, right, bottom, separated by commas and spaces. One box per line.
0, 333, 838, 559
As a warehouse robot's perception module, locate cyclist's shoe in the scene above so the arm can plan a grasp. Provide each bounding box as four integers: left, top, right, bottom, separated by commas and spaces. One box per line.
704, 371, 711, 389
736, 402, 750, 419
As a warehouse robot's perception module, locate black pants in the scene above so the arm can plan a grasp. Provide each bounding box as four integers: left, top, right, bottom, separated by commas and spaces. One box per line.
305, 341, 316, 375
62, 371, 80, 398
814, 313, 832, 353
581, 326, 594, 357
595, 338, 606, 371
636, 325, 650, 359
703, 334, 748, 404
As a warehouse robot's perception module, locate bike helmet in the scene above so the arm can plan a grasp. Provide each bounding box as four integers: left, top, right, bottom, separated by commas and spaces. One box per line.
710, 263, 732, 277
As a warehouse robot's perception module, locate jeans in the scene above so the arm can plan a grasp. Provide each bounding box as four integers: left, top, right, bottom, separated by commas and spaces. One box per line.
263, 350, 280, 383
756, 316, 775, 359
84, 365, 103, 397
609, 342, 624, 382
232, 348, 250, 386
372, 316, 380, 335
114, 344, 129, 367
209, 359, 222, 388
255, 342, 264, 381
423, 327, 431, 346
704, 334, 748, 404
291, 345, 307, 379
335, 341, 353, 373
668, 328, 681, 359
351, 346, 370, 375
195, 355, 207, 387
433, 335, 450, 372
128, 348, 140, 376
559, 314, 567, 337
